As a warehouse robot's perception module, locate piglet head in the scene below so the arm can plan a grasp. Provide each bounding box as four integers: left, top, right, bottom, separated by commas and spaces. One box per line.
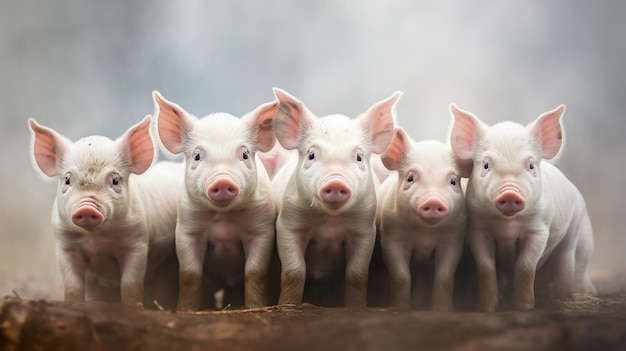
29, 116, 156, 231
382, 128, 464, 226
154, 91, 278, 210
449, 104, 565, 217
273, 88, 401, 214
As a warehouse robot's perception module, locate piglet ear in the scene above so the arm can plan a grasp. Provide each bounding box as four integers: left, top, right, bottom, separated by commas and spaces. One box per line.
28, 119, 72, 177
245, 99, 279, 153
116, 115, 155, 175
360, 91, 402, 154
273, 88, 314, 150
153, 91, 197, 155
449, 103, 487, 162
528, 105, 565, 160
381, 127, 410, 171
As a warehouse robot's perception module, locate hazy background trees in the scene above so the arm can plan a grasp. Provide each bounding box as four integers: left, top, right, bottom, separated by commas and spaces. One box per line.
1, 0, 624, 299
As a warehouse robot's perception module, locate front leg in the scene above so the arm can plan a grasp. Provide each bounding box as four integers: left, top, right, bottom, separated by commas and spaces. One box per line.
119, 244, 148, 307
344, 229, 376, 308
243, 225, 275, 308
381, 238, 412, 310
469, 229, 498, 312
176, 226, 208, 311
277, 220, 307, 305
56, 246, 86, 302
432, 242, 463, 312
513, 231, 548, 311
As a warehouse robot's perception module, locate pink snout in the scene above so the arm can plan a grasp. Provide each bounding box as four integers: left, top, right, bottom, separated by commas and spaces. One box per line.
417, 198, 449, 221
207, 178, 240, 203
319, 179, 352, 205
71, 203, 104, 229
495, 190, 526, 216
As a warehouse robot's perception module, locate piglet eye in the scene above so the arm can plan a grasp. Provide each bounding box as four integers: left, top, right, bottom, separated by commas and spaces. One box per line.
450, 177, 457, 186
529, 162, 535, 170
65, 176, 71, 186
194, 153, 201, 161
242, 150, 249, 160
111, 176, 120, 186
308, 151, 315, 160
356, 153, 363, 162
483, 162, 489, 170
407, 174, 414, 183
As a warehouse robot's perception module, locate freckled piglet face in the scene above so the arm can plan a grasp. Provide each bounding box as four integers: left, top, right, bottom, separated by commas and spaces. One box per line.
381, 128, 464, 225
153, 92, 278, 210
29, 117, 156, 231
295, 115, 371, 212
273, 88, 402, 214
449, 104, 565, 217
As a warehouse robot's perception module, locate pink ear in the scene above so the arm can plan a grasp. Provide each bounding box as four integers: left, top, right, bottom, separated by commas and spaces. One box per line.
381, 128, 409, 171
528, 105, 565, 160
117, 115, 155, 175
246, 100, 279, 152
360, 91, 402, 154
449, 104, 487, 162
273, 88, 313, 150
28, 119, 72, 177
153, 91, 197, 154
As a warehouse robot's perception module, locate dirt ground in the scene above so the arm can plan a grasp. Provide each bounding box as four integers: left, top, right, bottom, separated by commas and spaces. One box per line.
2, 277, 626, 351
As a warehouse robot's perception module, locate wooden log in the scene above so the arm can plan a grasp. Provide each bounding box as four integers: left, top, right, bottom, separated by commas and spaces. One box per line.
1, 294, 626, 351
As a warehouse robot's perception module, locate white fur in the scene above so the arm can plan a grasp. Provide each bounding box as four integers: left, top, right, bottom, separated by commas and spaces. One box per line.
272, 89, 401, 307
449, 104, 595, 312
153, 93, 278, 310
377, 137, 467, 311
29, 118, 182, 307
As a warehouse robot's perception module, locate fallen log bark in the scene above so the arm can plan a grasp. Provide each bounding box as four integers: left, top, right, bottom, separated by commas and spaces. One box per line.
1, 294, 626, 351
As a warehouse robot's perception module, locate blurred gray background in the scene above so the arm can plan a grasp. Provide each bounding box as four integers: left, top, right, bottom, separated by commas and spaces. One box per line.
1, 0, 624, 299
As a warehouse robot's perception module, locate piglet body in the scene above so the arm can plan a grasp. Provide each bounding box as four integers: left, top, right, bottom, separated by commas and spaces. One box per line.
272, 89, 401, 307
154, 92, 279, 310
29, 117, 182, 308
449, 104, 595, 311
377, 129, 467, 311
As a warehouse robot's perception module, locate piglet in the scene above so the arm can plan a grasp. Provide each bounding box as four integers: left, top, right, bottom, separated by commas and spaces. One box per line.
449, 104, 595, 311
272, 88, 402, 307
377, 128, 467, 311
28, 116, 182, 308
153, 91, 279, 311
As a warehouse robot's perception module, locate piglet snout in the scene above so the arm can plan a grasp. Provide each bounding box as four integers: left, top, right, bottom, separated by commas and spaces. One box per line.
72, 201, 104, 229
418, 198, 449, 221
320, 178, 352, 205
495, 188, 526, 216
207, 177, 240, 203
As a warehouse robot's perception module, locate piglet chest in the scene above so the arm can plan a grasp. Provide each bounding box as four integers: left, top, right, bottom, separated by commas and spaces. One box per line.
74, 229, 137, 283
489, 219, 532, 269
304, 217, 359, 281
199, 213, 253, 276
410, 229, 438, 261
